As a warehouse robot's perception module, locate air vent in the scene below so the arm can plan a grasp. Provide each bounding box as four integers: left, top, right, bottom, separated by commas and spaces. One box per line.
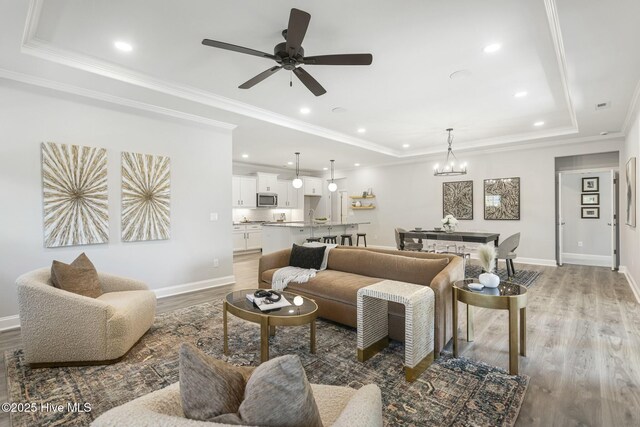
595, 101, 611, 110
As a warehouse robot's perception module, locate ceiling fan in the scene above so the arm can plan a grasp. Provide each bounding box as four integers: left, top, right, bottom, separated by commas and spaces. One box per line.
202, 8, 373, 96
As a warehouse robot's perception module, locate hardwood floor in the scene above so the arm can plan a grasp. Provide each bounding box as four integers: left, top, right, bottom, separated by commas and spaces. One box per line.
1, 253, 638, 426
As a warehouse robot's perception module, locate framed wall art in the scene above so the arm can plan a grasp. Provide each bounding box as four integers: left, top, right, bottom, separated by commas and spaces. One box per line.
442, 180, 473, 220
581, 193, 599, 205
582, 177, 599, 192
41, 142, 109, 247
484, 177, 520, 220
581, 207, 600, 219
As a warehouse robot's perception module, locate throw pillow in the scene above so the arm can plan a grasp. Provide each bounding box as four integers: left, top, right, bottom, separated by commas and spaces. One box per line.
289, 244, 326, 270
236, 354, 323, 427
50, 253, 102, 298
303, 242, 337, 270
179, 343, 254, 421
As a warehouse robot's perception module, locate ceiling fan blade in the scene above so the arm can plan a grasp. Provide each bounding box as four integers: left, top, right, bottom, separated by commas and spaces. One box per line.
285, 8, 311, 57
202, 39, 277, 60
293, 67, 326, 96
302, 53, 373, 66
239, 66, 283, 89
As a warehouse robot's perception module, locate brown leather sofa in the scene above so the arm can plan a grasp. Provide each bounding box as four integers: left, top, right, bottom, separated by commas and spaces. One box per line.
258, 246, 464, 356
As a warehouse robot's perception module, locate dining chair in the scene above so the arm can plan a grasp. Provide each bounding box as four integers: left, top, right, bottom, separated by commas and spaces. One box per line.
394, 227, 423, 251
497, 233, 520, 277
436, 234, 471, 271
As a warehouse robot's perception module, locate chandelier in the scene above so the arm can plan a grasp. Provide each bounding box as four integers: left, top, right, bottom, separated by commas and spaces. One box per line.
433, 128, 467, 176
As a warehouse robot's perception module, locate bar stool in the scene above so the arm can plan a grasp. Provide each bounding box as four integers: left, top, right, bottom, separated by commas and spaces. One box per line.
306, 237, 322, 243
356, 233, 367, 247
323, 236, 337, 244
340, 234, 353, 246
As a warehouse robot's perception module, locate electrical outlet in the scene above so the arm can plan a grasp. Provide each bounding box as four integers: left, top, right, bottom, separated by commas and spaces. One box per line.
213, 258, 219, 267
577, 241, 583, 247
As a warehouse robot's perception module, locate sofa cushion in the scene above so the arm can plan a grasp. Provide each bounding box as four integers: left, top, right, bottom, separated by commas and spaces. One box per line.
50, 253, 102, 298
327, 249, 449, 286
289, 244, 326, 270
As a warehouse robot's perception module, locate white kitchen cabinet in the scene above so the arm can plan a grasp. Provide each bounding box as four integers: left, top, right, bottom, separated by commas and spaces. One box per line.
232, 224, 263, 252
246, 229, 263, 250
277, 179, 299, 208
303, 177, 323, 196
256, 173, 278, 193
232, 176, 257, 208
232, 226, 247, 252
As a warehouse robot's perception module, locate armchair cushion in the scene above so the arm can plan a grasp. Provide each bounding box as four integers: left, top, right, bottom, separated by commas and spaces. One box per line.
51, 253, 102, 298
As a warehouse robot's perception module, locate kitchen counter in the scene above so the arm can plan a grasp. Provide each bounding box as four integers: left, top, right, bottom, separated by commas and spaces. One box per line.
262, 221, 369, 228
261, 222, 369, 254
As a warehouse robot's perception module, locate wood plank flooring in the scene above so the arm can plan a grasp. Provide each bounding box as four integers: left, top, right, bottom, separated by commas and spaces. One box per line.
1, 253, 639, 426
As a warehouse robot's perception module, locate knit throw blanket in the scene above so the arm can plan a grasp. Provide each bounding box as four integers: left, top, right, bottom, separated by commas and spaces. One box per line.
271, 266, 317, 291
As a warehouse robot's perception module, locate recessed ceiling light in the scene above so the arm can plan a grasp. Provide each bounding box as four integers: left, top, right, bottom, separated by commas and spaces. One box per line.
483, 43, 501, 53
300, 107, 311, 114
357, 128, 366, 133
241, 154, 249, 158
533, 121, 545, 127
114, 41, 133, 52
323, 167, 328, 171
354, 163, 361, 167
402, 144, 410, 148
514, 91, 528, 98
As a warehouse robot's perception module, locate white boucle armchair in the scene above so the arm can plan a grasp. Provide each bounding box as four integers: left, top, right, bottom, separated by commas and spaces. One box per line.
91, 382, 383, 427
16, 267, 156, 366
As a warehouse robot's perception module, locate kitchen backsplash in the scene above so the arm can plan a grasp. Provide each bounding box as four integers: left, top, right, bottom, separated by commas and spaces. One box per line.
232, 208, 304, 223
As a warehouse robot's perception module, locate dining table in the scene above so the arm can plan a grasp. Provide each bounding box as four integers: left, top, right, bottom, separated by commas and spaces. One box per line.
398, 230, 500, 250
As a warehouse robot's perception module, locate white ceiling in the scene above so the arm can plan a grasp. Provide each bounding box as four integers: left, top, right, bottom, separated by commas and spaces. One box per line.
3, 0, 640, 170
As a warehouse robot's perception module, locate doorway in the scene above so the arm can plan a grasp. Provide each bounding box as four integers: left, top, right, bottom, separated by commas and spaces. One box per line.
557, 169, 619, 269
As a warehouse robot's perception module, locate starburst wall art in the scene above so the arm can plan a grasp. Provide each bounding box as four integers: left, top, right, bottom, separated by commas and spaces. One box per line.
121, 151, 171, 242
41, 142, 109, 247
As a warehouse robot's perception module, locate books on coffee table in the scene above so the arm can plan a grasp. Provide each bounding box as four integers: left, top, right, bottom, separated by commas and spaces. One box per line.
246, 293, 292, 311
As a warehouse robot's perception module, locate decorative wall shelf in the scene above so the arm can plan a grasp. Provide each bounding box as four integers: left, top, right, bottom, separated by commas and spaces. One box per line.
350, 195, 376, 199
352, 206, 376, 210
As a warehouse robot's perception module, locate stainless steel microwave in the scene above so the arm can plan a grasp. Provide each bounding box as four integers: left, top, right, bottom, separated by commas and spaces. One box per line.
257, 193, 278, 207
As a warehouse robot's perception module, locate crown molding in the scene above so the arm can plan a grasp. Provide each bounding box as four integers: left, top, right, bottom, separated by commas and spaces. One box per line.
622, 79, 640, 134
0, 68, 236, 130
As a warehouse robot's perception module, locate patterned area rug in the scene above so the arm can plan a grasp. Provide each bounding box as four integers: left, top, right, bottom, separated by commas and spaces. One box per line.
5, 301, 529, 426
465, 265, 542, 288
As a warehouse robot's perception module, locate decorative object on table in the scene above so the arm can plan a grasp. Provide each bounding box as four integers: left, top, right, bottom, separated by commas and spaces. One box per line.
313, 217, 328, 224
6, 300, 530, 427
484, 177, 521, 220
626, 157, 636, 227
327, 160, 337, 192
415, 227, 423, 231
122, 151, 171, 242
441, 214, 458, 233
434, 227, 442, 231
477, 244, 500, 288
581, 206, 600, 219
41, 142, 109, 248
292, 152, 303, 189
442, 180, 473, 220
433, 128, 467, 176
581, 193, 599, 205
581, 176, 599, 192
465, 264, 541, 288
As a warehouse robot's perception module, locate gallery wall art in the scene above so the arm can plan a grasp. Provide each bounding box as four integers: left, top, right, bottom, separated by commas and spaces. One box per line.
484, 177, 520, 220
442, 180, 473, 220
121, 151, 171, 242
41, 142, 109, 247
626, 157, 636, 227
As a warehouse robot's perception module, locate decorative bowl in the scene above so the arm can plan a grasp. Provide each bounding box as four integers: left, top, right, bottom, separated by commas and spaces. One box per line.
415, 227, 423, 231
479, 273, 500, 288
313, 218, 328, 224
434, 227, 442, 231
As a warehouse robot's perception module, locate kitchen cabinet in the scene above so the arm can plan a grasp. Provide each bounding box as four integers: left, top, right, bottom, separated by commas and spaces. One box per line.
232, 224, 262, 252
256, 173, 278, 193
303, 177, 323, 196
232, 176, 257, 208
277, 179, 299, 208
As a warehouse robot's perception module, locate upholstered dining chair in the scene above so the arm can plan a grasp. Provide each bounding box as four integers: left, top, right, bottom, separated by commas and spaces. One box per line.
394, 227, 424, 251
497, 233, 521, 277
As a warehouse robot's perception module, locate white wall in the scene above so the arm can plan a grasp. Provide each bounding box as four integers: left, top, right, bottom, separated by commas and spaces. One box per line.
338, 139, 623, 264
621, 109, 640, 296
0, 81, 234, 322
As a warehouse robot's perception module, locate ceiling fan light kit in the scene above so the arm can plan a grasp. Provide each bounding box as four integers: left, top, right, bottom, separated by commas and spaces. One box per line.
433, 128, 467, 177
202, 8, 373, 96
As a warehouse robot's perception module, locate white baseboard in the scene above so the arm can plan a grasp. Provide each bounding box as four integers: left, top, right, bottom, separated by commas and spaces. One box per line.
619, 266, 640, 304
0, 315, 20, 332
561, 252, 612, 267
154, 275, 236, 299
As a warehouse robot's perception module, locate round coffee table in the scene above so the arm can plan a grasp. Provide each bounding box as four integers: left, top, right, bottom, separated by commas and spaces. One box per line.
453, 279, 528, 375
223, 289, 318, 363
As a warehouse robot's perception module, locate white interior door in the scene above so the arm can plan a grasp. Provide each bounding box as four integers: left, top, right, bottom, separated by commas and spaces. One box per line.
610, 170, 617, 270
558, 172, 564, 266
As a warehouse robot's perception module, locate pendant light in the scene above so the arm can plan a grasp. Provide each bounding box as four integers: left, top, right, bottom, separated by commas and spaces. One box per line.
433, 128, 467, 176
292, 152, 303, 189
328, 160, 337, 192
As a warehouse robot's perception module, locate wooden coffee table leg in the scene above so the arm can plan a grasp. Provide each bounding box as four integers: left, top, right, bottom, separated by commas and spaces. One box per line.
520, 306, 526, 357
223, 301, 228, 355
508, 299, 518, 375
260, 316, 269, 363
310, 319, 317, 354
453, 287, 458, 357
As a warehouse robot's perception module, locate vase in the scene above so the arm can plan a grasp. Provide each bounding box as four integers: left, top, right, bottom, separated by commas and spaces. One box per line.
443, 223, 456, 233
479, 272, 500, 288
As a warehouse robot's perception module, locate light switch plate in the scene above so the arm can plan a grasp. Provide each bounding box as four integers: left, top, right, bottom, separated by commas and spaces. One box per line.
210, 212, 218, 221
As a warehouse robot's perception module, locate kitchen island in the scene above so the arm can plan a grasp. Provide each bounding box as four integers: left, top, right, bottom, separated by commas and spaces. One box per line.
262, 222, 370, 254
